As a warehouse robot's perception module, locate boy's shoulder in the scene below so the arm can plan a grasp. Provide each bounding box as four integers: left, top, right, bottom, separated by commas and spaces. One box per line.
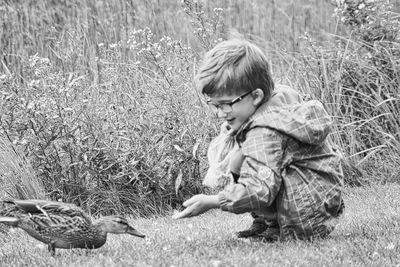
237, 86, 332, 145
267, 84, 303, 108
248, 84, 305, 125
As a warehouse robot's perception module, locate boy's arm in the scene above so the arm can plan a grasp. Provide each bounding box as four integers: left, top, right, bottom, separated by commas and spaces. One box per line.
218, 127, 283, 214
172, 194, 219, 219
173, 127, 283, 220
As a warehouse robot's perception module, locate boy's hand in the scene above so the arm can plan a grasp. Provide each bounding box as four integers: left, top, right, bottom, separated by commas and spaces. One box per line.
172, 194, 219, 219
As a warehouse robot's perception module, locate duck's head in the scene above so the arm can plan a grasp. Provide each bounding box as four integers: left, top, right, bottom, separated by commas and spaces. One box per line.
97, 216, 145, 238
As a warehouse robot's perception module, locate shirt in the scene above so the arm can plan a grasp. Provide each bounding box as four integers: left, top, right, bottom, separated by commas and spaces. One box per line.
203, 123, 239, 189
218, 85, 344, 240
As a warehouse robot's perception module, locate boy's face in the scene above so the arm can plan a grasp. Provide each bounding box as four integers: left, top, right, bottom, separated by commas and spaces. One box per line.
207, 89, 264, 132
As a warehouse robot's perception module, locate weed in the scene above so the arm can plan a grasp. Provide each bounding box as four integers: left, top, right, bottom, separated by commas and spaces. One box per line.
0, 0, 399, 215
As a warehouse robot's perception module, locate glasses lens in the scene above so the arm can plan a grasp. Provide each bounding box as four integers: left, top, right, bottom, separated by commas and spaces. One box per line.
207, 102, 232, 113
207, 102, 218, 113
220, 104, 232, 113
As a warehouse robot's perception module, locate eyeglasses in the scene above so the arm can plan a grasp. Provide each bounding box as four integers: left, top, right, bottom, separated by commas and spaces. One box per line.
206, 90, 253, 113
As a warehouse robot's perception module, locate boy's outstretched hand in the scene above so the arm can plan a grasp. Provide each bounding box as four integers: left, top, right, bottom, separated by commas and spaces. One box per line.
172, 194, 219, 219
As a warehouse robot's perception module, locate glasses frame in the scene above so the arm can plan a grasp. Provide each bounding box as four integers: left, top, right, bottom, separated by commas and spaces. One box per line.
206, 90, 254, 113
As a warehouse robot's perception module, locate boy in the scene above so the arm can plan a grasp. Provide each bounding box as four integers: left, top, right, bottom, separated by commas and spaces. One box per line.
173, 37, 344, 241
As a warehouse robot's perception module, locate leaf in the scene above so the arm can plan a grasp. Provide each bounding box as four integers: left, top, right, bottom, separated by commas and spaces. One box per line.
68, 75, 86, 87
175, 169, 183, 195
130, 159, 140, 166
192, 142, 200, 160
179, 128, 188, 141
173, 144, 184, 152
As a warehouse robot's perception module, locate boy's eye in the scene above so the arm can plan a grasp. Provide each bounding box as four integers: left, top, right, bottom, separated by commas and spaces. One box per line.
207, 101, 230, 107
213, 103, 230, 108
207, 102, 233, 113
208, 102, 230, 108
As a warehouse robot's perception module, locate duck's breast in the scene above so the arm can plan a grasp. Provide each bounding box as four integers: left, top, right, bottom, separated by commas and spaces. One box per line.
53, 229, 107, 249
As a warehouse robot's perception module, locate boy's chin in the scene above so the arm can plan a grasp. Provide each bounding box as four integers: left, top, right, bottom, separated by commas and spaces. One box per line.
226, 122, 241, 133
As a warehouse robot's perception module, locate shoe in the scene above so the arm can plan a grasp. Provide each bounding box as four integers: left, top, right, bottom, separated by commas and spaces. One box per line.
236, 221, 268, 238
259, 227, 280, 242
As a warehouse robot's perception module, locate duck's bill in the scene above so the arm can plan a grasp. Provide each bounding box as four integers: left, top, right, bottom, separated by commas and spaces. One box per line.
126, 226, 145, 238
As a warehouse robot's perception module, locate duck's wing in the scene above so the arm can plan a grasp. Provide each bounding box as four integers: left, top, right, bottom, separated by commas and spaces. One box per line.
3, 199, 52, 213
29, 211, 92, 233
3, 199, 92, 224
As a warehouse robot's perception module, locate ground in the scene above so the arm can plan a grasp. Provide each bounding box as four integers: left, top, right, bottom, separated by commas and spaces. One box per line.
1, 183, 400, 266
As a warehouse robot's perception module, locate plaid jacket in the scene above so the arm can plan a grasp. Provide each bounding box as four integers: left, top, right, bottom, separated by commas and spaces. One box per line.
218, 85, 344, 240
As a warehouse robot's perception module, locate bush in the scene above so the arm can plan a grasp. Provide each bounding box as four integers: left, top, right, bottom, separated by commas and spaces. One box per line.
0, 28, 220, 216
0, 133, 45, 200
285, 0, 400, 184
1, 0, 399, 217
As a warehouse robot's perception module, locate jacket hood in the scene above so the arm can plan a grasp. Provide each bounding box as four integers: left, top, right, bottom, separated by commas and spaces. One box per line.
242, 85, 332, 145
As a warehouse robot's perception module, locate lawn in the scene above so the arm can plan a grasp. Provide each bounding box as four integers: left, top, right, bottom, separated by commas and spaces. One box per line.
1, 1, 399, 266
1, 183, 400, 266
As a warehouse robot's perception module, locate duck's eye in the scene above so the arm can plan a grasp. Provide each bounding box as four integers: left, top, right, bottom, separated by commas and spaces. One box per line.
117, 219, 128, 225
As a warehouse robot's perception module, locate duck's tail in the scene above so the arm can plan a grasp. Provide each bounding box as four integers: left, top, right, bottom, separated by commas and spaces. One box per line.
0, 217, 19, 227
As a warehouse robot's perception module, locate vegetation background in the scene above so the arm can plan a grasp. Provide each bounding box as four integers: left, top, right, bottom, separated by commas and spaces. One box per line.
1, 0, 400, 266
0, 0, 399, 217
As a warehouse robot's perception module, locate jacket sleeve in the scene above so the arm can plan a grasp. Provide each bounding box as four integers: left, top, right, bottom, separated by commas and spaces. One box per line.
218, 127, 283, 214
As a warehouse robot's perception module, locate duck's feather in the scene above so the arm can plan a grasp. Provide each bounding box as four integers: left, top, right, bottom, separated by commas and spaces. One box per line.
4, 199, 92, 225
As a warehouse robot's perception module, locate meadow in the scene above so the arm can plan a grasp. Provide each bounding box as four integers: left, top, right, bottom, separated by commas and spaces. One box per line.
1, 184, 400, 266
0, 0, 400, 265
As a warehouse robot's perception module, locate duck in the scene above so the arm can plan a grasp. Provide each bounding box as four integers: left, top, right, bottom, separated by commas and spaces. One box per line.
0, 199, 145, 255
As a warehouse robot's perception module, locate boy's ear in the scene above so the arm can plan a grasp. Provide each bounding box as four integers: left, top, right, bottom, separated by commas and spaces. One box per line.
252, 88, 264, 106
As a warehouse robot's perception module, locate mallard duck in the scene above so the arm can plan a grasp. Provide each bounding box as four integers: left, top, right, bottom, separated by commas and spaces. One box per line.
0, 199, 145, 255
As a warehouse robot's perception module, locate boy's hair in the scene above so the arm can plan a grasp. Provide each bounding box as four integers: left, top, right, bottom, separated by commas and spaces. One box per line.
195, 37, 274, 101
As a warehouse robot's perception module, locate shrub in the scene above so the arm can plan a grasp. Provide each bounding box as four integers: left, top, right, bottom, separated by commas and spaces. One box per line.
283, 0, 400, 184
0, 31, 219, 216
1, 0, 399, 217
0, 133, 45, 200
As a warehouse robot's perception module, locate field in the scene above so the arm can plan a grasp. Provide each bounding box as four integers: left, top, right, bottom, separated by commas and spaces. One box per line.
0, 0, 400, 265
1, 184, 400, 266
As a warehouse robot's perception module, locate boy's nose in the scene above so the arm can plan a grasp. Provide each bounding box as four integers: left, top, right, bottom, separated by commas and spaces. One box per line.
216, 109, 228, 118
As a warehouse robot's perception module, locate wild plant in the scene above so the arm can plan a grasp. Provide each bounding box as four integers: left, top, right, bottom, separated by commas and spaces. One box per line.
285, 0, 400, 183
0, 26, 218, 215
1, 0, 399, 216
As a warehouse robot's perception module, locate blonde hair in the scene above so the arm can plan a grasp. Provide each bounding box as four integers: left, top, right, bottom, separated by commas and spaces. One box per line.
195, 37, 274, 101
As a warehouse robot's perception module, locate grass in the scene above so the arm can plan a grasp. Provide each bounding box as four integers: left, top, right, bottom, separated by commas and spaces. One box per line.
0, 0, 399, 212
1, 183, 400, 266
0, 135, 45, 200
0, 3, 399, 265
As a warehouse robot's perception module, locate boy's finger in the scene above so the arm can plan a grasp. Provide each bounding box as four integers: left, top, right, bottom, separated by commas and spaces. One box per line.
172, 212, 183, 219
183, 196, 197, 207
172, 207, 192, 219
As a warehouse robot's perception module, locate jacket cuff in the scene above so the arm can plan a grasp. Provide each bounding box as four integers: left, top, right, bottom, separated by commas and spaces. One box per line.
218, 191, 231, 212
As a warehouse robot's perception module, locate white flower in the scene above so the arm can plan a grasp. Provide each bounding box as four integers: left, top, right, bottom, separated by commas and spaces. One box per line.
336, 0, 345, 6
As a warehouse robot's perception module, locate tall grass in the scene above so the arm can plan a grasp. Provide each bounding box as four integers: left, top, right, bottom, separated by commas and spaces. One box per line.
298, 0, 400, 183
0, 134, 44, 199
0, 0, 338, 76
0, 0, 399, 215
